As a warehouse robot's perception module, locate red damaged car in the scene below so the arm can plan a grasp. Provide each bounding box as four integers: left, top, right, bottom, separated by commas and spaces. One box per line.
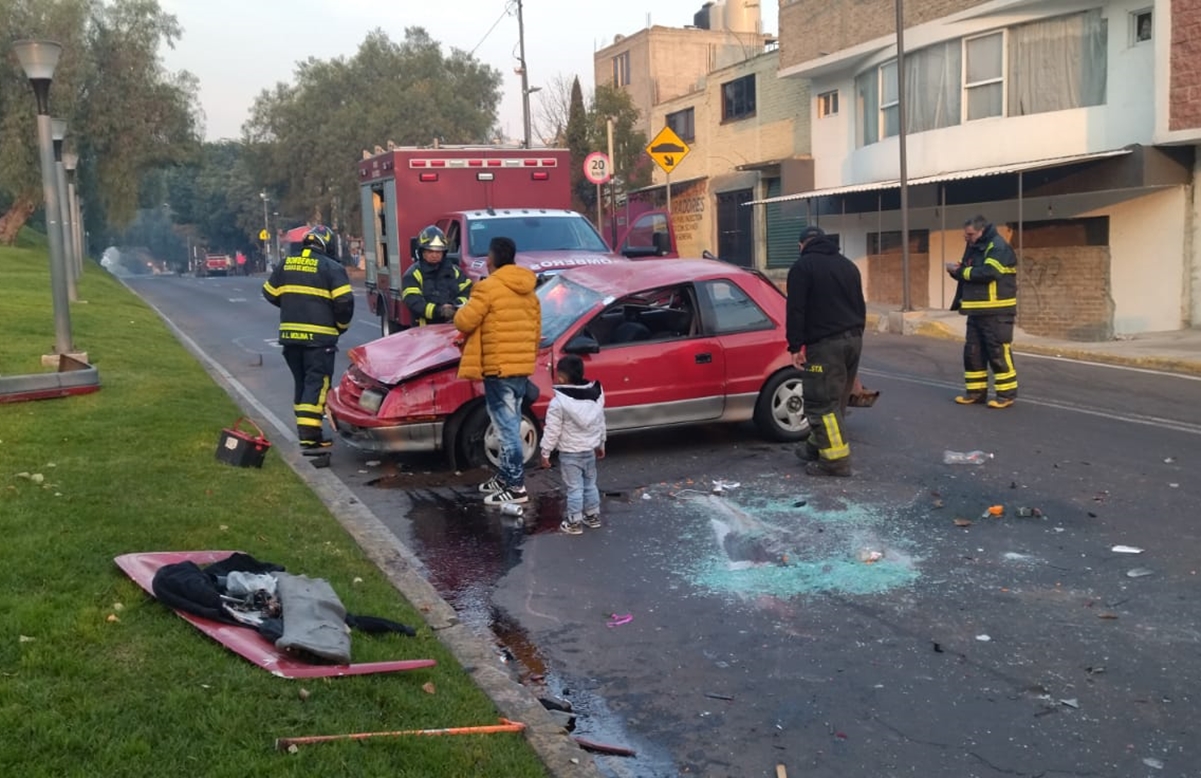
326, 258, 808, 468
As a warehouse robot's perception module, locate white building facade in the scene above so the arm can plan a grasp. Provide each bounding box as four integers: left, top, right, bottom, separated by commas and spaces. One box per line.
762, 0, 1196, 340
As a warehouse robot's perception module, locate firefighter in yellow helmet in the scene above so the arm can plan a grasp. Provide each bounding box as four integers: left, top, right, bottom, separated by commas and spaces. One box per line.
262, 225, 355, 452
400, 225, 472, 326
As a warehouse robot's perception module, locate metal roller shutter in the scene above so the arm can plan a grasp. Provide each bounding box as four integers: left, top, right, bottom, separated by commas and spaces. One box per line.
764, 178, 799, 268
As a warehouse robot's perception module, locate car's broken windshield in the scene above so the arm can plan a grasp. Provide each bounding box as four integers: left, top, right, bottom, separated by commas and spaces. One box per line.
538, 276, 604, 345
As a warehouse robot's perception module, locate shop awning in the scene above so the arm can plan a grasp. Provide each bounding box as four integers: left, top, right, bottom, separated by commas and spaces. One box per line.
745, 147, 1135, 206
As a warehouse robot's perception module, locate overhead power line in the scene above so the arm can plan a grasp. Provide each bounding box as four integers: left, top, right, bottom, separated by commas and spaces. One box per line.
470, 0, 516, 57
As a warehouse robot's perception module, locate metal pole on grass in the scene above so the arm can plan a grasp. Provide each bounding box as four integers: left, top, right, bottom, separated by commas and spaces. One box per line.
52, 119, 78, 301
14, 40, 74, 355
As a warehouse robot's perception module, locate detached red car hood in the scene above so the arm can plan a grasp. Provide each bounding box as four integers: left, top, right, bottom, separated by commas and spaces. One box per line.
348, 324, 462, 385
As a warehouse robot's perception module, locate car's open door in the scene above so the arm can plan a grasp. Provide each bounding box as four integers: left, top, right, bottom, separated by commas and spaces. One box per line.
617, 210, 677, 259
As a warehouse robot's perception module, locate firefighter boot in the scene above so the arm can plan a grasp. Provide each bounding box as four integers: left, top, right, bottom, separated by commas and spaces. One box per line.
805, 458, 852, 478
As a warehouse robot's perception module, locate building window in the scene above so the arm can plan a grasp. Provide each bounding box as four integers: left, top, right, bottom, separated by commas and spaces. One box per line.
721, 74, 756, 121
906, 41, 962, 133
879, 60, 900, 137
1009, 10, 1107, 117
612, 52, 630, 87
963, 31, 1005, 121
817, 90, 839, 118
868, 230, 930, 255
1133, 9, 1152, 44
666, 107, 695, 141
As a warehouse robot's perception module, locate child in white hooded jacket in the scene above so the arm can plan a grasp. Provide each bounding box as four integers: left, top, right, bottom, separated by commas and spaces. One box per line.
540, 355, 606, 535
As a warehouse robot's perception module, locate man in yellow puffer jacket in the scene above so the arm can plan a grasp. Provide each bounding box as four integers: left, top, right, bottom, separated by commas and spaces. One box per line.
454, 236, 542, 506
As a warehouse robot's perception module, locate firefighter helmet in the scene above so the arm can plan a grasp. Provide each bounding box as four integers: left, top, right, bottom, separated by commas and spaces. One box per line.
417, 225, 449, 255
302, 224, 334, 254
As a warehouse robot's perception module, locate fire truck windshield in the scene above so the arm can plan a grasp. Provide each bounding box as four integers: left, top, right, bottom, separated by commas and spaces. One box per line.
467, 215, 609, 256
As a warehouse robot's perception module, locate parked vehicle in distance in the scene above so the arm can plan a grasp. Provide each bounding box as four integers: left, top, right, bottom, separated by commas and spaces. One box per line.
325, 258, 807, 468
199, 253, 233, 277
358, 145, 677, 335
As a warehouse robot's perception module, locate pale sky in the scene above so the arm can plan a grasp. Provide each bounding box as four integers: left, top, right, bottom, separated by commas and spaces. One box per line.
157, 0, 778, 142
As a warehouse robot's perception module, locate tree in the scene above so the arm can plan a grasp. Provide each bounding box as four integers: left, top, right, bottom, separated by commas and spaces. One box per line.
564, 77, 589, 214
532, 73, 581, 146
573, 84, 650, 213
242, 27, 503, 240
0, 0, 200, 245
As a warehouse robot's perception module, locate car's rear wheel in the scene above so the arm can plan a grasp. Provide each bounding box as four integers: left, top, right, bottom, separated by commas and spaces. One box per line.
754, 369, 809, 441
456, 403, 539, 470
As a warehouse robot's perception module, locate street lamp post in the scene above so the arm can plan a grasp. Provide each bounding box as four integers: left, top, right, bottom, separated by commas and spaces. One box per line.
273, 211, 281, 266
63, 151, 83, 278
516, 0, 532, 148
13, 39, 75, 358
51, 118, 79, 302
260, 191, 270, 269
896, 0, 913, 312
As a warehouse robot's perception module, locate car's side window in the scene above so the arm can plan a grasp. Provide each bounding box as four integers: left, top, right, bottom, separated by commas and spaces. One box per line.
585, 284, 697, 348
442, 220, 462, 258
698, 279, 773, 335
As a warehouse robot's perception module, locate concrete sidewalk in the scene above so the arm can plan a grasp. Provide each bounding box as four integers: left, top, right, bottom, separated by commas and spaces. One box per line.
866, 305, 1201, 375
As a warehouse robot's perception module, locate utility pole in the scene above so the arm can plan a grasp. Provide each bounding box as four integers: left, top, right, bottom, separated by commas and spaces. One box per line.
517, 0, 532, 148
607, 118, 617, 248
896, 0, 912, 312
260, 191, 270, 267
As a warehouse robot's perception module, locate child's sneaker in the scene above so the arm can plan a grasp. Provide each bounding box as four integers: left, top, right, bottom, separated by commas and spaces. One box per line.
478, 475, 505, 494
484, 486, 529, 506
560, 519, 583, 535
582, 512, 601, 529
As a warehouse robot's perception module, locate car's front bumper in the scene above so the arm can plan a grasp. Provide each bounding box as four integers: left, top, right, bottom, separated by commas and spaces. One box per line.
326, 389, 444, 454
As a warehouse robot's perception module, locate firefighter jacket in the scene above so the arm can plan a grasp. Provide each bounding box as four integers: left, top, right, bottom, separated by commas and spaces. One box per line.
950, 224, 1018, 315
454, 264, 541, 381
400, 258, 472, 326
262, 248, 355, 347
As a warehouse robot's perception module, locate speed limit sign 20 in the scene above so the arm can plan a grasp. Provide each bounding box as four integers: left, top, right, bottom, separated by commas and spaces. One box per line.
584, 152, 611, 185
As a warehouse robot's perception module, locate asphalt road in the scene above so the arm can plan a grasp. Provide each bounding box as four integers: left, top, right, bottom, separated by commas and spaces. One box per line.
127, 272, 1201, 778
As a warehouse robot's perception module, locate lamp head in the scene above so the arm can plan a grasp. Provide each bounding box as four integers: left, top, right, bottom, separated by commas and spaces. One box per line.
13, 40, 62, 81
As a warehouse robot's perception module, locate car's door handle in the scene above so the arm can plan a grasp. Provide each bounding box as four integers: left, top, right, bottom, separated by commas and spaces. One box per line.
695, 353, 712, 364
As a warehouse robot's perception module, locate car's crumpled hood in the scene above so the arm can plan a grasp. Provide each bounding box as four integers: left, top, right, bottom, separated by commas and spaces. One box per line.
347, 324, 461, 385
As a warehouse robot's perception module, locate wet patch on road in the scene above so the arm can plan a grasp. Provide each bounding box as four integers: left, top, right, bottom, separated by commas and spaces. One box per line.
658, 483, 921, 600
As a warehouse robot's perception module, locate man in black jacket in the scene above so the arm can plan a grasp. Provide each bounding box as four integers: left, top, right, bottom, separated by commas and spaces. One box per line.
262, 225, 354, 452
946, 215, 1018, 409
786, 226, 866, 477
401, 225, 472, 326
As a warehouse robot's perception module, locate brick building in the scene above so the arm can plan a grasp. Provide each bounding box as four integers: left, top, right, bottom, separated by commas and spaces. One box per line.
754, 0, 1200, 339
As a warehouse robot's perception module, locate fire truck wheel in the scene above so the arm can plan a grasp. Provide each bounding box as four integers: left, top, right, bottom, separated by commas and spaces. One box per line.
379, 300, 401, 337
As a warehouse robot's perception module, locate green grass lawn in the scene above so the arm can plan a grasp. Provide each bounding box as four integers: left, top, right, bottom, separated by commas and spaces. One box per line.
0, 241, 547, 777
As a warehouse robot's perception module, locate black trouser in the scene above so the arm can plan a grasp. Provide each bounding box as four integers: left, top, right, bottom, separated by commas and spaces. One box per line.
282, 345, 337, 445
963, 314, 1017, 400
803, 330, 862, 462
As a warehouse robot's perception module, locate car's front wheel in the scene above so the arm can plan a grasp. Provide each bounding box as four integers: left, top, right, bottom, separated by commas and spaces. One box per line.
754, 369, 809, 442
456, 403, 539, 470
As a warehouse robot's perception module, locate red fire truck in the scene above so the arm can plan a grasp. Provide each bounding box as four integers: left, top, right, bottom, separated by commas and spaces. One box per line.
359, 145, 675, 335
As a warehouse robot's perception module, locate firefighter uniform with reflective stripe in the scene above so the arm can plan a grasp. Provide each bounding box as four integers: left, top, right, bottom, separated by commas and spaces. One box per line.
950, 223, 1018, 402
401, 259, 472, 326
262, 248, 354, 447
786, 230, 866, 474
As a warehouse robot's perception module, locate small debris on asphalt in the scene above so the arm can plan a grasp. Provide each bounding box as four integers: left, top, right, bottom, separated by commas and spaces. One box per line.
1093, 491, 1110, 503
1098, 613, 1119, 620
1164, 457, 1176, 464
712, 480, 740, 494
1126, 568, 1155, 578
606, 613, 633, 628
1016, 507, 1043, 518
954, 518, 973, 527
573, 737, 635, 757
1059, 698, 1079, 709
641, 493, 652, 501
858, 549, 884, 564
932, 499, 945, 509
1087, 511, 1098, 518
365, 460, 381, 467
793, 500, 807, 508
983, 505, 1004, 518
1143, 757, 1164, 770
539, 695, 572, 712
1169, 483, 1179, 488
1086, 666, 1106, 674
1111, 545, 1144, 554
1009, 481, 1018, 489
976, 634, 991, 642
705, 692, 735, 701
943, 450, 992, 465
932, 641, 944, 653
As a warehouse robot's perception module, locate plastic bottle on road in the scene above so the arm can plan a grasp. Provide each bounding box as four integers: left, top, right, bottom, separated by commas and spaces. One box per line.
943, 450, 993, 465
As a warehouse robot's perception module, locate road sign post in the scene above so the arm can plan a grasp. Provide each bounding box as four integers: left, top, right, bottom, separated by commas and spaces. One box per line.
583, 152, 612, 237
645, 126, 691, 216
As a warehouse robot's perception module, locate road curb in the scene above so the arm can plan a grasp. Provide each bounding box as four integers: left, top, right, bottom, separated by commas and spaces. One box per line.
124, 279, 603, 778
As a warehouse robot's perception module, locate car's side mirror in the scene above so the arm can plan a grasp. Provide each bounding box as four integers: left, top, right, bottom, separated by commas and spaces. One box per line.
409, 236, 419, 261
563, 334, 600, 355
652, 230, 671, 256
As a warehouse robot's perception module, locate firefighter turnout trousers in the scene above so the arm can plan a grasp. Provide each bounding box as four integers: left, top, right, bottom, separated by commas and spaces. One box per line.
283, 345, 337, 447
802, 330, 862, 462
963, 314, 1017, 400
